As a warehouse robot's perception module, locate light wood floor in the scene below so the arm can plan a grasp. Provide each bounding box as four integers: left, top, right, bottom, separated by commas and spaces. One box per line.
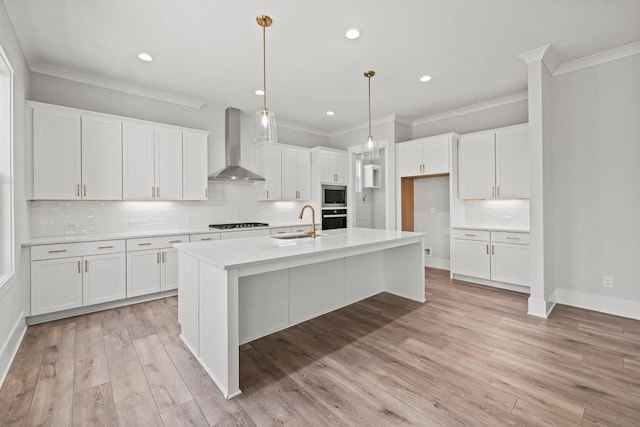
1, 269, 640, 426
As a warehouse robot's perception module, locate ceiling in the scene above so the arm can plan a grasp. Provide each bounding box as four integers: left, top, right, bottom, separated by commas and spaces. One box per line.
5, 0, 640, 134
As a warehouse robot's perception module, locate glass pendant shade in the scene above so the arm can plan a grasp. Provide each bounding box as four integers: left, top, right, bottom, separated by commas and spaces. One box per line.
361, 136, 380, 161
254, 108, 277, 143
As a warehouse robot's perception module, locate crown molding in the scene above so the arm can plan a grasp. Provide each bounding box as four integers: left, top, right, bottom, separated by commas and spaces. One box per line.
277, 119, 330, 137
517, 44, 560, 74
554, 40, 640, 76
329, 113, 402, 138
413, 91, 528, 126
30, 62, 207, 109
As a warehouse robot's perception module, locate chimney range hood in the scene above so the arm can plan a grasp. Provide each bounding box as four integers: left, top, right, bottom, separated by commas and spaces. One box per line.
208, 107, 265, 181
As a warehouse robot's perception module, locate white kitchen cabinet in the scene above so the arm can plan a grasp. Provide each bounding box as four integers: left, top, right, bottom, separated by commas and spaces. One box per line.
189, 233, 221, 242
255, 143, 282, 201
30, 240, 126, 316
126, 235, 188, 297
83, 253, 126, 305
397, 136, 450, 178
123, 122, 155, 200
458, 124, 529, 199
81, 114, 123, 200
33, 107, 82, 199
451, 229, 530, 288
155, 126, 183, 200
183, 132, 209, 200
282, 146, 311, 201
220, 229, 270, 240
319, 150, 347, 184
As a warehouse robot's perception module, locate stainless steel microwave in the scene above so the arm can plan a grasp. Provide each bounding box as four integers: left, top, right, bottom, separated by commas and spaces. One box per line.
322, 185, 347, 207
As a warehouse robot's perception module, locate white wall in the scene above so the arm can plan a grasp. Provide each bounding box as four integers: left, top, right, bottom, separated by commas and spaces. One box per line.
551, 53, 640, 316
0, 1, 29, 386
414, 176, 450, 269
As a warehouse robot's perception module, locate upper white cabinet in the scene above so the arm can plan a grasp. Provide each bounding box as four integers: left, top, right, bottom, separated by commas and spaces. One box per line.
28, 101, 209, 201
256, 143, 311, 201
319, 150, 347, 184
397, 135, 450, 177
183, 132, 209, 200
81, 115, 123, 200
458, 124, 528, 199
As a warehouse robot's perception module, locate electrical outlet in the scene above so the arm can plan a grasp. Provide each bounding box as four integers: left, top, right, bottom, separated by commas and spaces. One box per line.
424, 247, 432, 256
603, 276, 614, 288
430, 207, 436, 214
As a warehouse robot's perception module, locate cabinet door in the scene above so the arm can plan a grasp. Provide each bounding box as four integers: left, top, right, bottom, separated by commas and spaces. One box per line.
458, 133, 495, 199
33, 108, 82, 199
423, 137, 450, 175
161, 248, 179, 291
496, 126, 529, 199
127, 250, 161, 297
123, 122, 155, 200
333, 152, 347, 184
296, 149, 311, 200
83, 253, 126, 305
451, 239, 490, 279
155, 127, 183, 200
491, 243, 530, 286
263, 144, 282, 200
397, 141, 423, 177
182, 132, 209, 200
31, 257, 83, 315
81, 115, 123, 200
319, 151, 335, 183
281, 146, 297, 200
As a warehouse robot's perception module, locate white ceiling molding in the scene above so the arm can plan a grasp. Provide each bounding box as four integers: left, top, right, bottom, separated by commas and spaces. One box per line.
277, 119, 330, 137
330, 114, 403, 138
413, 91, 528, 126
516, 44, 560, 74
554, 40, 640, 76
30, 62, 207, 109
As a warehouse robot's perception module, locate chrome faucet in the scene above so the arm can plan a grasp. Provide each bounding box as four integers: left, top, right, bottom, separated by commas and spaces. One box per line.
298, 205, 317, 238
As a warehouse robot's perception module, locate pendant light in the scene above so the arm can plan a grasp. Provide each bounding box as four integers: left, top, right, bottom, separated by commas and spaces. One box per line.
361, 70, 379, 161
254, 15, 277, 143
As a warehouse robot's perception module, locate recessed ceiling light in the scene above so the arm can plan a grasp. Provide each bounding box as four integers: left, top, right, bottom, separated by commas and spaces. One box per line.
419, 74, 432, 82
326, 111, 335, 116
255, 89, 265, 95
137, 52, 153, 62
345, 29, 360, 40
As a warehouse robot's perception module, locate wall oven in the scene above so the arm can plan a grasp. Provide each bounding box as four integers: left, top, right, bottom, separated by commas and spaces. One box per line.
322, 185, 347, 208
321, 209, 347, 230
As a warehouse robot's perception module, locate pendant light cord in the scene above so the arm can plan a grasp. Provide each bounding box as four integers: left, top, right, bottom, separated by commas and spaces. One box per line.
262, 25, 267, 111
367, 75, 372, 140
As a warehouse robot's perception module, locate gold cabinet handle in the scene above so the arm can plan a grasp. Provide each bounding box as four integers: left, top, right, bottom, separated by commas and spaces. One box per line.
266, 190, 269, 199
138, 242, 152, 246
157, 252, 160, 263
83, 185, 87, 197
162, 252, 166, 263
464, 233, 476, 237
48, 249, 67, 253
277, 231, 286, 234
152, 187, 156, 198
491, 187, 495, 197
76, 184, 80, 197
85, 260, 88, 273
497, 186, 500, 197
77, 260, 81, 273
156, 187, 160, 198
506, 237, 520, 240
200, 237, 212, 241
295, 229, 304, 232
169, 240, 182, 243
492, 245, 495, 255
205, 188, 208, 199
486, 244, 489, 254
98, 245, 113, 249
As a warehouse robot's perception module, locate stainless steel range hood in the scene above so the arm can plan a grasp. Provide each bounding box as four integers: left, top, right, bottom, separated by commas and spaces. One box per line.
208, 107, 265, 181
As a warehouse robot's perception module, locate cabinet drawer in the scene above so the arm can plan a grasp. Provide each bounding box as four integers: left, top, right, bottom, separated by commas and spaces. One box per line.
189, 233, 221, 242
451, 229, 490, 241
220, 229, 270, 240
31, 240, 125, 261
126, 235, 189, 251
491, 232, 530, 245
270, 227, 292, 235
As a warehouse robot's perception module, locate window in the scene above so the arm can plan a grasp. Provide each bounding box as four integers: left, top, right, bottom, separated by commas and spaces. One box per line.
0, 44, 14, 287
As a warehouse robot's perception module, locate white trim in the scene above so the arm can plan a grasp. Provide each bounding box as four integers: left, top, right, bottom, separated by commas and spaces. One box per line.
413, 91, 528, 126
277, 119, 329, 137
555, 288, 640, 321
554, 41, 640, 76
424, 257, 450, 271
0, 311, 26, 389
453, 274, 530, 294
330, 113, 401, 138
0, 42, 15, 292
30, 62, 207, 109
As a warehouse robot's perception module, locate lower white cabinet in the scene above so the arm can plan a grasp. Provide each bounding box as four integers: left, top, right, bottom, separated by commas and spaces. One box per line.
126, 235, 188, 297
30, 240, 126, 316
451, 229, 529, 288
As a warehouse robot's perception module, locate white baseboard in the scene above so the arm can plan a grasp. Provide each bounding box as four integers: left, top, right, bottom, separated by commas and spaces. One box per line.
453, 274, 530, 294
0, 311, 27, 389
425, 257, 450, 270
527, 292, 557, 318
555, 288, 640, 321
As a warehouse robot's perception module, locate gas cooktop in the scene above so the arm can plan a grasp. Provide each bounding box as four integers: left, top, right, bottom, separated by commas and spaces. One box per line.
209, 222, 270, 230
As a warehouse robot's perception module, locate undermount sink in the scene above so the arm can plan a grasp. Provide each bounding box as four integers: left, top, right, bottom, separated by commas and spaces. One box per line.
271, 232, 324, 240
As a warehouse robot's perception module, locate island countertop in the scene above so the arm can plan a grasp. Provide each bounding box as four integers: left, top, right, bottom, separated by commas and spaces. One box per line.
174, 227, 425, 270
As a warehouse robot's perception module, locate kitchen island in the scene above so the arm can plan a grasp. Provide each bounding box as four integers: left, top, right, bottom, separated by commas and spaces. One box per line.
175, 227, 425, 399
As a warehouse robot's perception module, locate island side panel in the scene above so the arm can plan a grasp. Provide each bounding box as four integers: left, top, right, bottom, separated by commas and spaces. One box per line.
178, 252, 200, 354
344, 252, 385, 305
198, 262, 241, 399
289, 259, 345, 326
384, 241, 426, 302
239, 270, 289, 345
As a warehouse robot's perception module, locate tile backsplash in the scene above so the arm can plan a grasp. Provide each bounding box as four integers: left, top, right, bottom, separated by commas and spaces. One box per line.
30, 181, 310, 237
464, 199, 530, 229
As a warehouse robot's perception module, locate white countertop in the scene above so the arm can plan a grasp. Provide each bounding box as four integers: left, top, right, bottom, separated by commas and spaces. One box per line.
21, 222, 319, 246
451, 225, 530, 233
175, 228, 425, 270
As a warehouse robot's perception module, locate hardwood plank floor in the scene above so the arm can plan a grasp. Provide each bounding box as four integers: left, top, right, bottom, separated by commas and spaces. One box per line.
1, 268, 639, 426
